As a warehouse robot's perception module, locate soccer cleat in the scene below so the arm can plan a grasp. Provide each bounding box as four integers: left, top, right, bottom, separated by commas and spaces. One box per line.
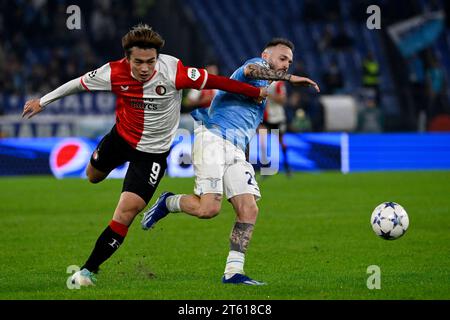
222, 273, 266, 285
141, 192, 174, 230
70, 268, 96, 286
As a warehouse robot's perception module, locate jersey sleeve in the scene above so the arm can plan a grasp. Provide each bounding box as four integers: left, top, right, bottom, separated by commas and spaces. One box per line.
241, 58, 270, 87
246, 57, 271, 69
175, 60, 208, 90
80, 63, 112, 92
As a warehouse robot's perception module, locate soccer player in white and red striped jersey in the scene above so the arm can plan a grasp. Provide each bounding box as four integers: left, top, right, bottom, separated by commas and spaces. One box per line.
22, 24, 267, 286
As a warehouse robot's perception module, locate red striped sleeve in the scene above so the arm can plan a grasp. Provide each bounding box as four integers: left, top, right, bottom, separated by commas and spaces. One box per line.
80, 77, 90, 91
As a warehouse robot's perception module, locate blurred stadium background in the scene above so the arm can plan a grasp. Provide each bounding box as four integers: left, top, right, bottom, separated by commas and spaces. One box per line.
0, 0, 450, 176
1, 0, 450, 301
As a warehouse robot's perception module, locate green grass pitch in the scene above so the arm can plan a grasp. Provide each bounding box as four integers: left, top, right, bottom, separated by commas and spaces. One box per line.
0, 171, 449, 300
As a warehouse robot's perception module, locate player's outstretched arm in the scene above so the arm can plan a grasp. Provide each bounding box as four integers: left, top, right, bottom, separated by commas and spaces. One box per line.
244, 64, 320, 93
22, 77, 85, 119
203, 74, 267, 101
175, 62, 267, 101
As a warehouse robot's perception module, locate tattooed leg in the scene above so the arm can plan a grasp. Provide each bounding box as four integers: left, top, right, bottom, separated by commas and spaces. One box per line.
229, 222, 255, 254
223, 222, 255, 277
224, 194, 259, 278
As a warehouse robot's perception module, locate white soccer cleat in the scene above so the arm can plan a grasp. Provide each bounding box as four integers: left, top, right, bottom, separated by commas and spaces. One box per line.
70, 268, 96, 286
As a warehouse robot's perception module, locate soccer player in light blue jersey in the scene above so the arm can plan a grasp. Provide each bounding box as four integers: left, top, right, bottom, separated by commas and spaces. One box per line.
142, 38, 320, 285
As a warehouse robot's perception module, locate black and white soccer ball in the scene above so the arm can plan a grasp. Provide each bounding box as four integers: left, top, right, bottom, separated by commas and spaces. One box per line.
371, 202, 409, 240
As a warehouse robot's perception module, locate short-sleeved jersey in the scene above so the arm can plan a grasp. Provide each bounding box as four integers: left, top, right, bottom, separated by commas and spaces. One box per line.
264, 81, 286, 124
81, 54, 208, 153
191, 57, 269, 151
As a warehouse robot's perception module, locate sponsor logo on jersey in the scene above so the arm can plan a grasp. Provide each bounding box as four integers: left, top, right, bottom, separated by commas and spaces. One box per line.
155, 85, 166, 96
88, 70, 97, 78
187, 68, 201, 81
130, 98, 158, 111
120, 85, 129, 91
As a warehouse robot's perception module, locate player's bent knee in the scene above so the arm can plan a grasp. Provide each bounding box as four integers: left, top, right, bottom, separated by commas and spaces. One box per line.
198, 205, 221, 219
114, 198, 146, 225
237, 203, 259, 219
87, 175, 103, 184
86, 165, 107, 184
118, 198, 147, 215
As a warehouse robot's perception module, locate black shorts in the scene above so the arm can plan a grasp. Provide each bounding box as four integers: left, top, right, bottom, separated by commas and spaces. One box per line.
90, 126, 169, 204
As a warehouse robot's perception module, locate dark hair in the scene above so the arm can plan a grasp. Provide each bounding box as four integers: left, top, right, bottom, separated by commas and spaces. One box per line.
264, 38, 295, 52
122, 23, 165, 58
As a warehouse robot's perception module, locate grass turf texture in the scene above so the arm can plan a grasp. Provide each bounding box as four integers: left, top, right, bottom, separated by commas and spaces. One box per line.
0, 171, 449, 300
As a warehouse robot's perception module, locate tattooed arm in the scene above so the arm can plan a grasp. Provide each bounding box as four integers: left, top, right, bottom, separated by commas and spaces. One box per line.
244, 63, 292, 81
244, 63, 320, 92
243, 64, 289, 102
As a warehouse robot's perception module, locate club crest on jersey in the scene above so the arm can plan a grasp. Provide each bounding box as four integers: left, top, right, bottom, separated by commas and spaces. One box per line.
155, 85, 166, 96
187, 68, 201, 81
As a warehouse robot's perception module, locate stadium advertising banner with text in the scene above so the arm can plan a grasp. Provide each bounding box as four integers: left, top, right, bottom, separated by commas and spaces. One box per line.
1, 93, 116, 115
1, 133, 450, 177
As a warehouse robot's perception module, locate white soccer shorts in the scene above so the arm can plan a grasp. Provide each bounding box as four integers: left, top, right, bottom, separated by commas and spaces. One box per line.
192, 125, 261, 200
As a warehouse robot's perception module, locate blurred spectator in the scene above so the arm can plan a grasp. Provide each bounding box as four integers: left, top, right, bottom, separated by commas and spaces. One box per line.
428, 114, 450, 131
318, 25, 334, 52
259, 80, 291, 176
90, 0, 116, 56
0, 43, 6, 93
292, 60, 308, 78
357, 95, 383, 132
0, 0, 447, 138
286, 91, 313, 133
184, 62, 219, 110
362, 51, 380, 104
322, 59, 344, 94
0, 1, 131, 96
289, 108, 312, 133
287, 59, 323, 132
406, 54, 427, 130
285, 91, 300, 131
425, 55, 449, 125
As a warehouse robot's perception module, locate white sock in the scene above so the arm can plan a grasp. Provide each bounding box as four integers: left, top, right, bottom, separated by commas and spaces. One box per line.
224, 250, 245, 279
165, 194, 183, 212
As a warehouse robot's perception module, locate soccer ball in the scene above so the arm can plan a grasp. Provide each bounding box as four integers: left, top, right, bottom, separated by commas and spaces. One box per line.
370, 202, 409, 240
